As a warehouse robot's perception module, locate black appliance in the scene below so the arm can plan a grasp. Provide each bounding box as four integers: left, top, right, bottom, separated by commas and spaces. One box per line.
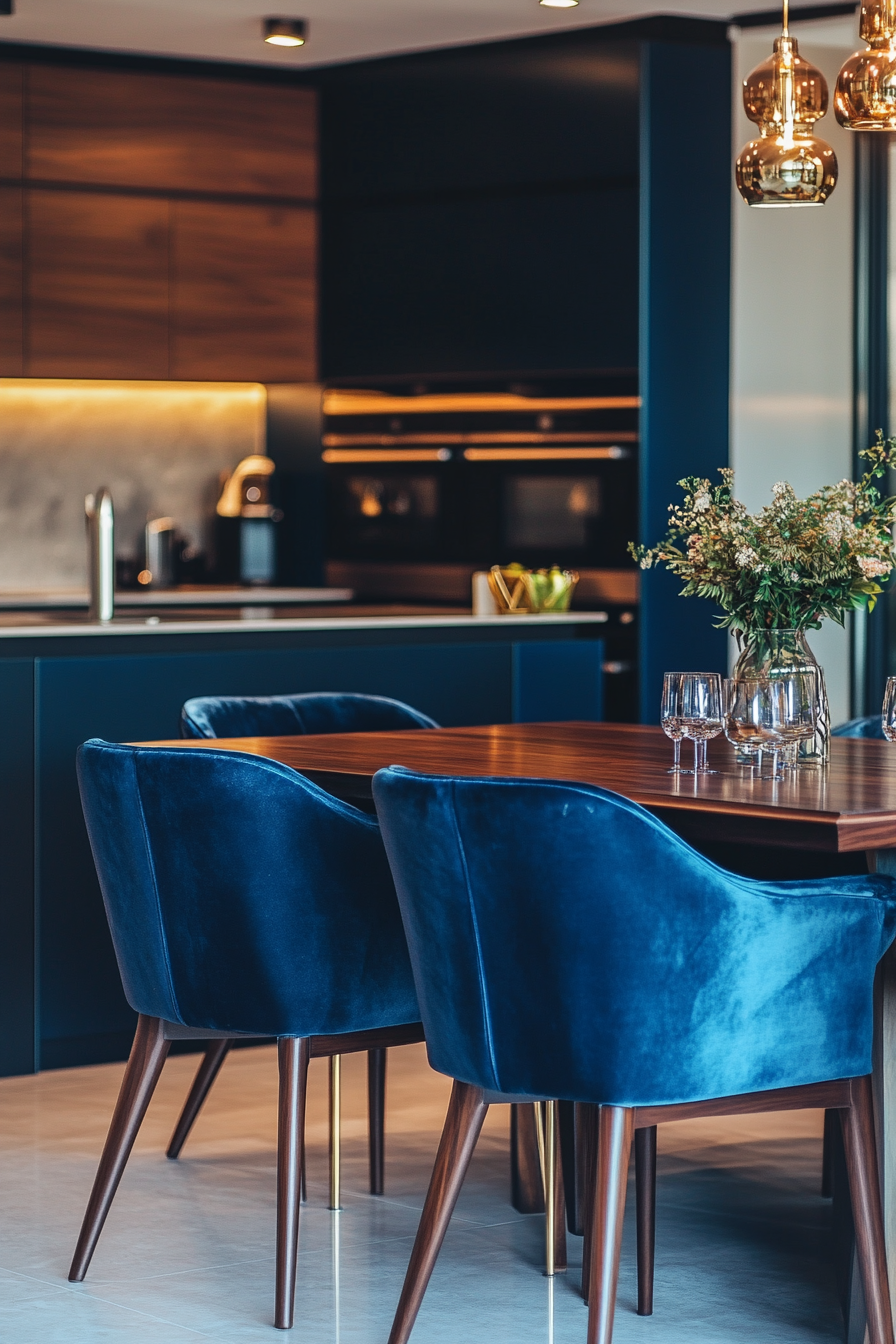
322, 372, 639, 720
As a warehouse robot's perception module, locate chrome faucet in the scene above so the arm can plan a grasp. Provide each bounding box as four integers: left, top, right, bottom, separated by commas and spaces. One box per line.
85, 488, 114, 623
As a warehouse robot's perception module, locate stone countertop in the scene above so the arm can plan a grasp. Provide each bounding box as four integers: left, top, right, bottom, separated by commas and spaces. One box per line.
0, 604, 611, 640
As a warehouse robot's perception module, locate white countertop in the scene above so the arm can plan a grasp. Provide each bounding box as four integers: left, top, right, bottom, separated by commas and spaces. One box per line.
0, 611, 611, 639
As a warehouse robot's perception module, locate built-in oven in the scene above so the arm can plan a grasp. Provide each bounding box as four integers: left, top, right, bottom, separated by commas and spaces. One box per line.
322, 373, 640, 719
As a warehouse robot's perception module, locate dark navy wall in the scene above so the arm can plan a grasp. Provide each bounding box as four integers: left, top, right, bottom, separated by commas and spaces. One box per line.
638, 41, 731, 720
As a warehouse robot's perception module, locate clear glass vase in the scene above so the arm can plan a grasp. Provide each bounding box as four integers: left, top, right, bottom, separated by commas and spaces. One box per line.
732, 629, 830, 765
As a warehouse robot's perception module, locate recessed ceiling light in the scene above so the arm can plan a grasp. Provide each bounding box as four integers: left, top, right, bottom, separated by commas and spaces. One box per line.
539, 0, 579, 7
263, 17, 307, 46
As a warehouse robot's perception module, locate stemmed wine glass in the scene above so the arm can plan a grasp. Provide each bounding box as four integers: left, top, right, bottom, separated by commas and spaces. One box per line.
752, 672, 817, 780
723, 677, 765, 765
661, 672, 688, 773
679, 672, 724, 774
883, 677, 896, 741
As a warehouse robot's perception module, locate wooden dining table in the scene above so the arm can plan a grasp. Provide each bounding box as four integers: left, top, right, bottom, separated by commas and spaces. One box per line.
142, 720, 896, 1333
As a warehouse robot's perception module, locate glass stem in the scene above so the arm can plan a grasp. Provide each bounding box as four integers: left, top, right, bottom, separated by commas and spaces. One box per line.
694, 739, 701, 773
673, 738, 681, 771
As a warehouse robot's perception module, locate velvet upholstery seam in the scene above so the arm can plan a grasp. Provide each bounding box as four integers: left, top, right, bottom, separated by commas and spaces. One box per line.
131, 749, 183, 1024
448, 777, 501, 1091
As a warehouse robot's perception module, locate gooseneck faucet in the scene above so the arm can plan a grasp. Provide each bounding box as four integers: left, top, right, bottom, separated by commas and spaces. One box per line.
85, 488, 115, 623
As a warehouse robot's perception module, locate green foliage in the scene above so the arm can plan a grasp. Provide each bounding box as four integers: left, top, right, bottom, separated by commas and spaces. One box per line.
629, 434, 896, 640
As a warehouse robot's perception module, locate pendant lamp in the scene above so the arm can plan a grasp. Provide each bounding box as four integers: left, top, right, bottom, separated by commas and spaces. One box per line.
835, 0, 896, 128
735, 0, 838, 207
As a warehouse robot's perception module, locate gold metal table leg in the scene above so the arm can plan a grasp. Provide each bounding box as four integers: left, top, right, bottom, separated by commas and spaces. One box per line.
544, 1100, 557, 1277
329, 1054, 342, 1212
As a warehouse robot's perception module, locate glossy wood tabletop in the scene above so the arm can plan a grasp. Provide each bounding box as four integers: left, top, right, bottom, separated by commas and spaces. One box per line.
137, 721, 896, 854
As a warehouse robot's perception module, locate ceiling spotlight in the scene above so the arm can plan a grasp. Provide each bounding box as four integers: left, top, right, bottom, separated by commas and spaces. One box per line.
263, 17, 307, 46
540, 0, 579, 7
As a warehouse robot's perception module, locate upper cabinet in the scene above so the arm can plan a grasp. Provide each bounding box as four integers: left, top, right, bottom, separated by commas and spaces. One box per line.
28, 191, 170, 379
0, 59, 318, 382
171, 201, 317, 382
27, 69, 317, 200
0, 63, 23, 179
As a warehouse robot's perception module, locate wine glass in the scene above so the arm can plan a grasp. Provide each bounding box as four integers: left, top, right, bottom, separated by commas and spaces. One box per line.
751, 673, 816, 780
679, 672, 723, 775
883, 677, 896, 741
723, 678, 766, 766
661, 672, 688, 774
777, 670, 818, 763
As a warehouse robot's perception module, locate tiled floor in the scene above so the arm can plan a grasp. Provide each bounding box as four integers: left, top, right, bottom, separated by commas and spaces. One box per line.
0, 1041, 843, 1343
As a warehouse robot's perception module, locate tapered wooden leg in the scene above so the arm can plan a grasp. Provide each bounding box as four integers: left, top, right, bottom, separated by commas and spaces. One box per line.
552, 1113, 568, 1273
558, 1101, 581, 1235
821, 1107, 835, 1198
635, 1126, 657, 1316
511, 1102, 545, 1212
840, 1077, 895, 1344
69, 1015, 171, 1282
586, 1106, 634, 1344
368, 1047, 387, 1195
387, 1081, 489, 1344
166, 1039, 233, 1159
275, 1037, 311, 1331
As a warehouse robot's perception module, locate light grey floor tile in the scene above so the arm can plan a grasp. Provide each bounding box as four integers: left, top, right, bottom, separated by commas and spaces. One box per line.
0, 1043, 845, 1343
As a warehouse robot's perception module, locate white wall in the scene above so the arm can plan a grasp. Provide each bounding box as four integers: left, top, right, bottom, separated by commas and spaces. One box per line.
730, 17, 857, 723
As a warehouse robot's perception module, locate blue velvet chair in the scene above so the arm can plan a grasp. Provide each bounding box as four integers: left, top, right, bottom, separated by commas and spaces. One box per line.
181, 691, 439, 739
69, 740, 422, 1330
833, 715, 886, 739
372, 766, 896, 1344
174, 690, 438, 1196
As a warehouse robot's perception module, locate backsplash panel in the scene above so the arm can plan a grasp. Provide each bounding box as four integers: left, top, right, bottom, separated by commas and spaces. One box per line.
0, 380, 265, 590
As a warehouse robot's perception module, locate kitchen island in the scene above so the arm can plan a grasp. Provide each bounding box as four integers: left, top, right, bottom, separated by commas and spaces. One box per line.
0, 607, 607, 1077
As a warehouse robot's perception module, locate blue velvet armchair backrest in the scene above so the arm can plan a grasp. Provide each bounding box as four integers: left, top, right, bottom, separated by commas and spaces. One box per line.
832, 715, 886, 740
77, 741, 419, 1038
181, 692, 438, 739
372, 766, 896, 1107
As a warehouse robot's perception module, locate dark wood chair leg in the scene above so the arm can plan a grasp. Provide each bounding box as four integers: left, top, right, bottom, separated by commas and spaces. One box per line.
558, 1100, 582, 1235
580, 1103, 599, 1303
69, 1015, 171, 1282
822, 1107, 836, 1198
635, 1126, 657, 1316
552, 1123, 568, 1273
586, 1106, 634, 1344
510, 1102, 545, 1213
368, 1047, 387, 1195
388, 1081, 489, 1344
840, 1077, 895, 1344
166, 1039, 233, 1159
275, 1036, 311, 1331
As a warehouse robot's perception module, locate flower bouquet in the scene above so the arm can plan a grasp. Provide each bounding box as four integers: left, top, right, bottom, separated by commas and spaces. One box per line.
629, 433, 896, 761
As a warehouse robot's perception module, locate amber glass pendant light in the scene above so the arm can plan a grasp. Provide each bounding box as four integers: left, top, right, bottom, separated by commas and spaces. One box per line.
735, 0, 838, 207
835, 0, 896, 128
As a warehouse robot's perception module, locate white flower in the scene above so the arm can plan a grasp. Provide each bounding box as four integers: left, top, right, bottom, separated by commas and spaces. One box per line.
694, 493, 711, 512
858, 556, 890, 578
639, 557, 651, 570
735, 547, 758, 568
772, 481, 788, 497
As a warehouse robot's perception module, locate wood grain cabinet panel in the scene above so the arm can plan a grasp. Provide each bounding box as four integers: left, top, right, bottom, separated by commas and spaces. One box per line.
27, 190, 169, 378
0, 187, 23, 375
0, 63, 23, 179
171, 200, 317, 382
27, 67, 317, 200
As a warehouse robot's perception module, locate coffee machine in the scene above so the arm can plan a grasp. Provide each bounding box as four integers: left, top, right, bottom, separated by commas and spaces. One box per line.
215, 454, 282, 585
